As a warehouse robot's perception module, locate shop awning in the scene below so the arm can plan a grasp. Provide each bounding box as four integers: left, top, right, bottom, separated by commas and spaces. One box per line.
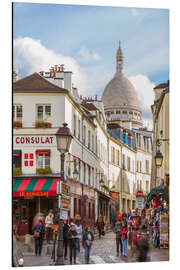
13, 177, 60, 197
147, 185, 169, 203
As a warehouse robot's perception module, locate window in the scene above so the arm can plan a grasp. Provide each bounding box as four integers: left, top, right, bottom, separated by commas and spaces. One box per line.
88, 167, 91, 186
146, 181, 149, 193
83, 164, 86, 183
13, 150, 21, 169
122, 176, 124, 192
127, 157, 131, 171
123, 154, 125, 169
140, 161, 142, 172
83, 125, 86, 145
123, 133, 126, 143
88, 130, 91, 149
78, 119, 80, 140
88, 202, 91, 218
140, 180, 142, 190
92, 135, 94, 152
129, 111, 133, 115
137, 161, 139, 172
117, 150, 120, 166
116, 110, 120, 114
73, 115, 76, 136
13, 105, 23, 121
74, 198, 77, 217
122, 111, 127, 114
36, 151, 50, 169
146, 160, 149, 174
37, 105, 51, 121
111, 147, 115, 163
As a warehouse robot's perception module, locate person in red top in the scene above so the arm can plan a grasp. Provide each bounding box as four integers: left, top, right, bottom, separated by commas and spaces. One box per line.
120, 221, 128, 257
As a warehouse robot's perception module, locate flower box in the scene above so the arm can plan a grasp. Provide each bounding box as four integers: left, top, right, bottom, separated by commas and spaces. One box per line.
13, 121, 22, 128
13, 168, 22, 177
36, 168, 52, 175
35, 121, 52, 128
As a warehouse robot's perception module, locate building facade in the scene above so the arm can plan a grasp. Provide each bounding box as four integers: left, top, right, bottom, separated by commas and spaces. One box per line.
13, 45, 153, 235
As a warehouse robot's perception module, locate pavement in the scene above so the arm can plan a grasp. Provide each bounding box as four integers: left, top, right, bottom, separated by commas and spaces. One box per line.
16, 231, 169, 267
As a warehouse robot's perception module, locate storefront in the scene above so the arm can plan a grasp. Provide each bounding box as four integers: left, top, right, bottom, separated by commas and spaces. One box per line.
13, 176, 60, 235
97, 191, 111, 224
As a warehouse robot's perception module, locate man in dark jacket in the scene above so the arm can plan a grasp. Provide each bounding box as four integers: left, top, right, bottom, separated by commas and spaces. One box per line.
67, 224, 78, 264
113, 219, 123, 256
136, 228, 150, 262
63, 220, 70, 260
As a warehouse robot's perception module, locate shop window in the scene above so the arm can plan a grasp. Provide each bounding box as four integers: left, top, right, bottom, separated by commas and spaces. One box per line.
37, 104, 51, 121
36, 150, 50, 169
13, 150, 21, 169
13, 105, 23, 121
122, 154, 125, 169
78, 199, 81, 216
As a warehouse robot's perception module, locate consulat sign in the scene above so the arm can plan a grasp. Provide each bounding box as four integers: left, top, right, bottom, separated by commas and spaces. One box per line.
14, 135, 56, 146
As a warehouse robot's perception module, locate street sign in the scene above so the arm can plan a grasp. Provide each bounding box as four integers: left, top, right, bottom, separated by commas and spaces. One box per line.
136, 190, 143, 197
136, 197, 144, 209
61, 196, 71, 209
61, 183, 70, 196
60, 210, 68, 220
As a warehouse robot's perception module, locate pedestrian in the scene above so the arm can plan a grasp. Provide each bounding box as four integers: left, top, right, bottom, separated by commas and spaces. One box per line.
141, 213, 148, 230
68, 224, 78, 264
82, 226, 94, 264
75, 220, 82, 253
96, 216, 105, 239
45, 211, 53, 244
111, 210, 116, 228
113, 219, 123, 256
34, 220, 45, 256
136, 228, 150, 262
122, 210, 128, 222
120, 220, 128, 257
127, 208, 131, 218
63, 220, 70, 260
69, 218, 74, 226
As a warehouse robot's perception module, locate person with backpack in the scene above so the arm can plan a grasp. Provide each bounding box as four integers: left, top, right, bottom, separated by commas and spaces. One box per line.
67, 224, 78, 264
114, 219, 123, 256
82, 226, 94, 264
34, 220, 45, 256
120, 220, 128, 257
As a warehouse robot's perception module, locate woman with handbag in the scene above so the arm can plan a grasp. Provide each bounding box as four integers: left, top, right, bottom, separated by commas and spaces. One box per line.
82, 226, 94, 264
34, 220, 45, 256
120, 221, 128, 257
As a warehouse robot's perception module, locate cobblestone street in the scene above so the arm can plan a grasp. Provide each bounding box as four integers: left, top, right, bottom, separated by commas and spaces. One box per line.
21, 231, 169, 266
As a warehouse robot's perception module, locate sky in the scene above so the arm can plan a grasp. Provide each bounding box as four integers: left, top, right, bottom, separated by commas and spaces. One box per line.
13, 2, 169, 129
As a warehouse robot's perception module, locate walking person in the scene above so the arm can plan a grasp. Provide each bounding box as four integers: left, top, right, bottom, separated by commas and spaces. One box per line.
114, 219, 123, 256
96, 216, 105, 239
45, 211, 53, 244
136, 228, 150, 262
82, 226, 94, 264
68, 224, 78, 264
34, 220, 45, 256
63, 220, 70, 260
120, 220, 128, 257
75, 220, 82, 253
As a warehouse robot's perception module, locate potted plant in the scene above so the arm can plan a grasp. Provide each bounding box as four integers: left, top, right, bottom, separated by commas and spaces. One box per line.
13, 121, 22, 128
35, 121, 52, 128
36, 168, 52, 175
13, 168, 22, 177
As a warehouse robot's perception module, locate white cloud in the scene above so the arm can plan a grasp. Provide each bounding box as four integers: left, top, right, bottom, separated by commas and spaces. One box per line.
128, 74, 155, 130
14, 37, 88, 94
78, 47, 101, 61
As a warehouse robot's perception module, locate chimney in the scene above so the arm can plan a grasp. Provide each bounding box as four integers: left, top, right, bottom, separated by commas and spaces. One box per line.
95, 95, 98, 101
61, 64, 64, 71
54, 65, 58, 72
58, 66, 61, 72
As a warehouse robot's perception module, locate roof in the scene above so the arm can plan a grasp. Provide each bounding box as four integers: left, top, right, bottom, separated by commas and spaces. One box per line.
154, 80, 169, 89
13, 72, 68, 92
81, 102, 98, 111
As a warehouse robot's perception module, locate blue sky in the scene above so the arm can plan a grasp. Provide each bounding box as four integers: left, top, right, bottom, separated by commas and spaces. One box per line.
13, 2, 169, 128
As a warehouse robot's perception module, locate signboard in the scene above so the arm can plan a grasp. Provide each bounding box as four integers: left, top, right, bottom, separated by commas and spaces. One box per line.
61, 196, 71, 209
136, 197, 144, 209
60, 210, 68, 220
14, 136, 56, 146
62, 183, 70, 196
13, 191, 56, 197
136, 190, 143, 197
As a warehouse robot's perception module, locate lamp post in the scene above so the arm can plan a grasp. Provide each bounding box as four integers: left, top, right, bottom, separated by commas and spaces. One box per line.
55, 123, 73, 265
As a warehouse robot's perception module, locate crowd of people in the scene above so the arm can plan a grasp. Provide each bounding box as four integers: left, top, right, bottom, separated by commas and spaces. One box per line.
32, 208, 161, 264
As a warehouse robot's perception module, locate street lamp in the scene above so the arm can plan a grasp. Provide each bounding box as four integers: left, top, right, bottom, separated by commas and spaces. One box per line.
55, 123, 73, 265
73, 168, 79, 181
155, 150, 163, 167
